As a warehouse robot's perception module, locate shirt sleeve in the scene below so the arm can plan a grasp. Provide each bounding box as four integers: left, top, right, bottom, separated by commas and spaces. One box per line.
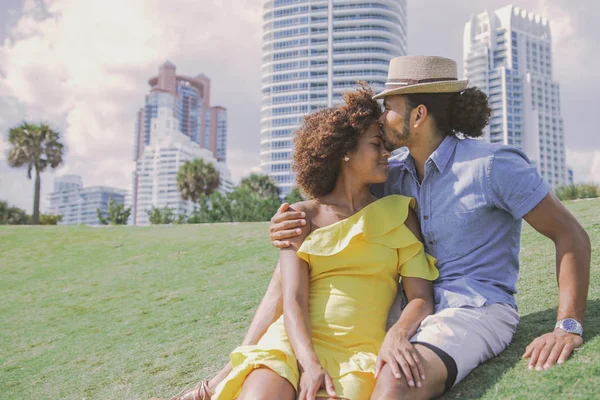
488, 147, 550, 219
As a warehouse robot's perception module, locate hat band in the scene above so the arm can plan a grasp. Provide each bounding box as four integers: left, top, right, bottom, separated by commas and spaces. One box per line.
385, 77, 457, 89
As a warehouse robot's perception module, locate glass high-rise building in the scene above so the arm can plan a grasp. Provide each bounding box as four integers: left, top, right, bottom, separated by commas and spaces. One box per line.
261, 0, 407, 196
464, 5, 569, 187
131, 62, 232, 225
133, 62, 227, 164
47, 175, 127, 225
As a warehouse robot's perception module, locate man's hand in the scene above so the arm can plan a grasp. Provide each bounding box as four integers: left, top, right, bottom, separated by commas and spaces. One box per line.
522, 328, 583, 370
375, 326, 425, 388
269, 203, 307, 248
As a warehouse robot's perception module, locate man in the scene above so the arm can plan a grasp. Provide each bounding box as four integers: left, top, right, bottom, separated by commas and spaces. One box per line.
179, 56, 590, 399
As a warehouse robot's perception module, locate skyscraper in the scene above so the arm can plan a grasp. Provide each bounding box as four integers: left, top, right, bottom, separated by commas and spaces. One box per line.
131, 62, 232, 225
261, 0, 407, 196
206, 106, 228, 163
133, 62, 227, 163
464, 5, 569, 187
131, 130, 233, 226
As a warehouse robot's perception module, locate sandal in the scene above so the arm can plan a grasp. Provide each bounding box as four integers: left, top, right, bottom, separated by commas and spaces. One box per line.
151, 380, 214, 400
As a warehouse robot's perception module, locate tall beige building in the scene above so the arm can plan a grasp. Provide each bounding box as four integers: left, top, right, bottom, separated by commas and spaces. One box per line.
464, 5, 572, 187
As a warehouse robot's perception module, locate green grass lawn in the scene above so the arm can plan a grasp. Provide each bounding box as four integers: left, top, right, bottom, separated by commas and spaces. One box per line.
1, 199, 599, 400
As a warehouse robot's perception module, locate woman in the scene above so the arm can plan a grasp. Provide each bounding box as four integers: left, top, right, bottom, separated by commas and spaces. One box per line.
167, 85, 438, 400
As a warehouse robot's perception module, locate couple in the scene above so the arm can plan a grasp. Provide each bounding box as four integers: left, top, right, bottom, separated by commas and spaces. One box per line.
161, 56, 591, 400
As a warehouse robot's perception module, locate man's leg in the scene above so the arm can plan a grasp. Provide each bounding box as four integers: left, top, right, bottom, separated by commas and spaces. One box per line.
207, 262, 284, 392
372, 303, 519, 399
370, 344, 447, 400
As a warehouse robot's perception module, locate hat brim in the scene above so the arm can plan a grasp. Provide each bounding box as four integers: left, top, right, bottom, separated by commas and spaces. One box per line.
373, 80, 469, 100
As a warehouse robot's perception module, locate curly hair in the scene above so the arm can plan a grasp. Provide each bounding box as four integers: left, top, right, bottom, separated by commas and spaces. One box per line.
293, 83, 382, 199
404, 87, 492, 138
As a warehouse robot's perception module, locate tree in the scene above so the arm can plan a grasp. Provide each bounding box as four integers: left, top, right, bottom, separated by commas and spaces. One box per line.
147, 206, 176, 225
285, 186, 305, 204
188, 192, 233, 224
0, 201, 31, 225
555, 183, 600, 201
176, 158, 221, 204
7, 122, 64, 224
39, 213, 63, 225
239, 173, 281, 198
555, 184, 579, 201
229, 186, 281, 222
97, 197, 131, 225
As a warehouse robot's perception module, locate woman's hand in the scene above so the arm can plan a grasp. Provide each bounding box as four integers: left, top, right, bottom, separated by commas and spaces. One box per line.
298, 363, 337, 400
375, 326, 425, 389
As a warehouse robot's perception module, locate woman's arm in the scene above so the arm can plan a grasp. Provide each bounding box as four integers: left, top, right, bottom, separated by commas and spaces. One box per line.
279, 202, 337, 399
279, 216, 318, 369
241, 261, 284, 346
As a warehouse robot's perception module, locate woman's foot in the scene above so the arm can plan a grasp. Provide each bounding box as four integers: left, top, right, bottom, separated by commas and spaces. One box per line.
150, 361, 231, 400
150, 380, 213, 400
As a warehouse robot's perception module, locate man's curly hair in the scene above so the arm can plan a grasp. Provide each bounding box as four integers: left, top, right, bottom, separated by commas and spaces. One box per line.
404, 87, 492, 138
293, 83, 382, 199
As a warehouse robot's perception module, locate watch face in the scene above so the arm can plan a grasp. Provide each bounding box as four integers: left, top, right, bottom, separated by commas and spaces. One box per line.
563, 319, 578, 332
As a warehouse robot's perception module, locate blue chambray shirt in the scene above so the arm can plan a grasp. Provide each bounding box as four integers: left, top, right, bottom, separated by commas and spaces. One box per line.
381, 135, 550, 312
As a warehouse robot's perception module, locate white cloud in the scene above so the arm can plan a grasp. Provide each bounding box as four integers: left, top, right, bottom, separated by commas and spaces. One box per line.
0, 136, 6, 162
0, 0, 263, 210
226, 149, 262, 184
566, 149, 600, 183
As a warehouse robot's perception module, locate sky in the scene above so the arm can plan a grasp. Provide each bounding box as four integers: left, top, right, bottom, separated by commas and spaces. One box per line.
0, 0, 598, 213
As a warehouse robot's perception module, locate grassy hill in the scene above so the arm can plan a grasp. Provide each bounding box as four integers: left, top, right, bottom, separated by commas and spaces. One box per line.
1, 199, 598, 399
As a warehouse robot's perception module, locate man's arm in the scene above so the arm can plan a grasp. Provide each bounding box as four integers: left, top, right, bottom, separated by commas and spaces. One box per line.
269, 203, 306, 248
521, 193, 591, 370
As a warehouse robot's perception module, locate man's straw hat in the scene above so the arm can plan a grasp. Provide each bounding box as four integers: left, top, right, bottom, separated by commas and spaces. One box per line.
373, 56, 468, 99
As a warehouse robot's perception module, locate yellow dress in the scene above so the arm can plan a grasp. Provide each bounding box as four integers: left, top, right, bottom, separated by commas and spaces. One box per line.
212, 195, 438, 400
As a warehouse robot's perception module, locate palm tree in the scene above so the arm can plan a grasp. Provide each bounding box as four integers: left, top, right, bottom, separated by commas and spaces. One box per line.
176, 158, 221, 204
239, 173, 281, 199
7, 122, 64, 224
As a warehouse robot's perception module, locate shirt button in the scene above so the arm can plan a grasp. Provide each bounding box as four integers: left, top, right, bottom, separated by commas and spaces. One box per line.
423, 215, 429, 220
428, 241, 434, 245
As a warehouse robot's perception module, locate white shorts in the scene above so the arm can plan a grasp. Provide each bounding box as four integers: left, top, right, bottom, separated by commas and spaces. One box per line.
408, 303, 519, 391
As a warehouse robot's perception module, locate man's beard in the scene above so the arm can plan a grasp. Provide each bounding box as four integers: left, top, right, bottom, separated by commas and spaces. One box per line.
398, 114, 410, 142
392, 111, 411, 145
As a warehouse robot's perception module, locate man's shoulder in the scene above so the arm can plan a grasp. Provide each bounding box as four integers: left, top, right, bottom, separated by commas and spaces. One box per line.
456, 137, 506, 156
455, 138, 530, 164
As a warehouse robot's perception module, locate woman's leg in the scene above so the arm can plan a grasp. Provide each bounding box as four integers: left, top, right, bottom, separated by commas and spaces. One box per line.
206, 362, 232, 393
236, 367, 295, 400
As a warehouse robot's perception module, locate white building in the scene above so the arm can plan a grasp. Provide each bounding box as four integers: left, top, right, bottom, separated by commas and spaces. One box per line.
464, 5, 569, 187
47, 175, 128, 225
261, 0, 407, 196
131, 105, 233, 226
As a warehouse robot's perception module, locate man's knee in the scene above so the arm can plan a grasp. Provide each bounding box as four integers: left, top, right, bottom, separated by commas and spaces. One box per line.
371, 361, 446, 399
372, 365, 412, 399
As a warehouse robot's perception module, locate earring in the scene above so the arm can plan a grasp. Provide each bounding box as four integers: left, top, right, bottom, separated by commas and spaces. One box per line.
343, 156, 350, 162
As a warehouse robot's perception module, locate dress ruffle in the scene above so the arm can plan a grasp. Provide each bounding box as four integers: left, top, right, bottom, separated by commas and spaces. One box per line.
298, 195, 438, 281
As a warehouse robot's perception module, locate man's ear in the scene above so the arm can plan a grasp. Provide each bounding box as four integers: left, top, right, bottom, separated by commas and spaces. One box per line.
414, 104, 428, 128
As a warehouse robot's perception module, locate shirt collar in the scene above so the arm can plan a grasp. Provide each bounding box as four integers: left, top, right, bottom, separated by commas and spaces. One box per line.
429, 135, 458, 173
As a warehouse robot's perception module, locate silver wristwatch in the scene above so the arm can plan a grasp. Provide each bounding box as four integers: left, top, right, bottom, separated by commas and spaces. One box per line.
555, 318, 583, 336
